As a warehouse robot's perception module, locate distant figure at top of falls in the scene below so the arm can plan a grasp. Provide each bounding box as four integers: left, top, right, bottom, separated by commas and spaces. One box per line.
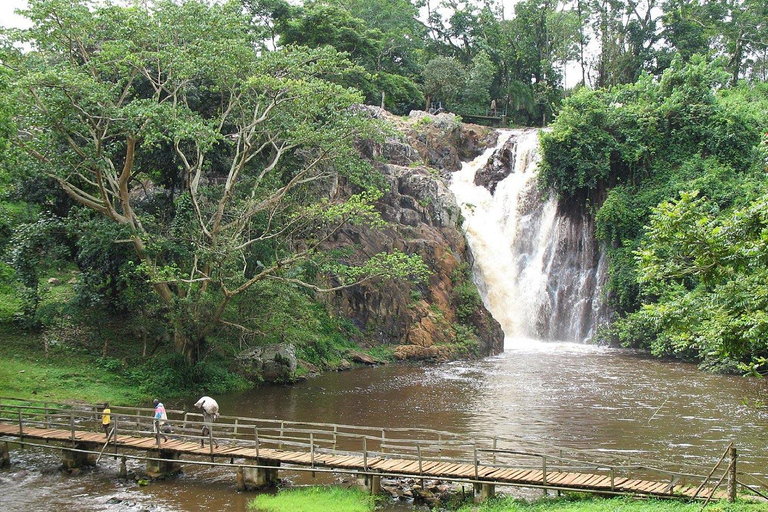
449, 129, 608, 348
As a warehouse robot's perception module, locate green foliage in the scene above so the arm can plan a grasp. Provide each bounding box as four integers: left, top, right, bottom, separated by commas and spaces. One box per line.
539, 88, 616, 197
6, 0, 430, 367
457, 495, 766, 511
451, 262, 482, 323
618, 192, 768, 366
452, 323, 480, 356
422, 56, 467, 110
542, 58, 768, 370
127, 352, 249, 397
223, 280, 360, 368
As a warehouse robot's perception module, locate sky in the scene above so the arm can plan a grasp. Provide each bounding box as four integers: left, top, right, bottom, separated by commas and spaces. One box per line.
0, 1, 30, 29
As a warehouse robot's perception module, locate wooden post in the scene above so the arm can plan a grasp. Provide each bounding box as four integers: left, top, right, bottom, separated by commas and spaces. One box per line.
17, 408, 23, 437
279, 422, 284, 449
363, 437, 368, 471
473, 443, 479, 480
118, 456, 127, 479
333, 425, 338, 451
45, 403, 50, 428
610, 468, 615, 491
310, 433, 315, 468
113, 416, 119, 456
255, 428, 260, 458
381, 429, 386, 454
1, 441, 10, 468
70, 408, 75, 441
233, 419, 239, 447
492, 437, 497, 465
417, 444, 424, 488
727, 445, 737, 503
542, 455, 548, 495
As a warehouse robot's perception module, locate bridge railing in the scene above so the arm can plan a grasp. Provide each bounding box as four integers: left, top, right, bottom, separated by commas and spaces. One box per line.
1, 396, 766, 500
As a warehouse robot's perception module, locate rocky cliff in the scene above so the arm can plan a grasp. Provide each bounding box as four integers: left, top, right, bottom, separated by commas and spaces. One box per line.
324, 108, 504, 361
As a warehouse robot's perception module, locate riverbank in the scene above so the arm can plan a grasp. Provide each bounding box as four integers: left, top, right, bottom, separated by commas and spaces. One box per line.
0, 319, 393, 404
250, 486, 767, 511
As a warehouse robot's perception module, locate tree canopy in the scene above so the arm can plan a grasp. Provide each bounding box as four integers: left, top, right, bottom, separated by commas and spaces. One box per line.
3, 0, 428, 365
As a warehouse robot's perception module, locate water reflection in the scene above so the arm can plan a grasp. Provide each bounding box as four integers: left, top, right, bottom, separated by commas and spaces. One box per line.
2, 344, 767, 511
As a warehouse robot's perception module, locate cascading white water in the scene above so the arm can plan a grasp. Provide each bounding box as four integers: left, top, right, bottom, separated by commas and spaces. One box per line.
450, 129, 608, 347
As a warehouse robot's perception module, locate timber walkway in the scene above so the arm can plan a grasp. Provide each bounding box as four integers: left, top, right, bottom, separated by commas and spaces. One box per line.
1, 397, 766, 502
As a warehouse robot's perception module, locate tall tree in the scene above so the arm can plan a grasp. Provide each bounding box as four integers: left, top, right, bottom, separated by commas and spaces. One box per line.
662, 0, 768, 84
7, 0, 427, 364
259, 0, 424, 113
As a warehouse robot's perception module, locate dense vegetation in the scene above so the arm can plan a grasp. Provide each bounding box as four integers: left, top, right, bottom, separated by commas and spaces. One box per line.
2, 0, 768, 397
540, 60, 768, 373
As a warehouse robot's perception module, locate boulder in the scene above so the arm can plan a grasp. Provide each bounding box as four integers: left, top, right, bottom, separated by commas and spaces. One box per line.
235, 344, 297, 383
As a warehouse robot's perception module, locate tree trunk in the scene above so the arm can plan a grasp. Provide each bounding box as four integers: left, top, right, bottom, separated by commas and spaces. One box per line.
174, 328, 202, 366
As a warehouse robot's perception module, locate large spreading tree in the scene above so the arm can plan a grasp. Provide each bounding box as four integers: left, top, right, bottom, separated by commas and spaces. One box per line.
5, 0, 427, 364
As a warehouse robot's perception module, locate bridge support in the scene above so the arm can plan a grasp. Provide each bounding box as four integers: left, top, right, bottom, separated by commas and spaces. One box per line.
237, 459, 280, 490
473, 483, 495, 502
62, 443, 96, 469
357, 473, 381, 495
146, 449, 181, 478
1, 441, 9, 468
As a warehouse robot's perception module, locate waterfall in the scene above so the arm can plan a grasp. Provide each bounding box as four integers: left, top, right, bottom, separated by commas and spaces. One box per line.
450, 129, 608, 347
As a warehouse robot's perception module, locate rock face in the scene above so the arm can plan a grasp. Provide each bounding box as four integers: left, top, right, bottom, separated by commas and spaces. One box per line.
324, 108, 504, 361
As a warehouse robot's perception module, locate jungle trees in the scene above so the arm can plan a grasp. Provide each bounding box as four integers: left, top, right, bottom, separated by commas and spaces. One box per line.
6, 0, 427, 364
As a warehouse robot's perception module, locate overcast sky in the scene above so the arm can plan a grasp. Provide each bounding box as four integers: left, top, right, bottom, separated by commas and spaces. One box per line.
0, 0, 30, 29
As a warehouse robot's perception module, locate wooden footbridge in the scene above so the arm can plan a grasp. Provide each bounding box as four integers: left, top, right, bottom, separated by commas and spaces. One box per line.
1, 397, 766, 503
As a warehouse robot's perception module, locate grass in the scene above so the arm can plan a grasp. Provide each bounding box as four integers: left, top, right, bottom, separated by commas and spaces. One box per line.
246, 488, 767, 512
456, 495, 768, 512
0, 324, 145, 404
249, 486, 377, 512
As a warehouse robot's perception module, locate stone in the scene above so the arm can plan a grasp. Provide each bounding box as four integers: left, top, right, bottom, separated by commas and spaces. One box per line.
474, 134, 517, 194
349, 351, 378, 365
235, 344, 297, 383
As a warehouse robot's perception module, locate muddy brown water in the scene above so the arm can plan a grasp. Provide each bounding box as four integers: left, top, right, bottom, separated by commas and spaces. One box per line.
1, 342, 767, 511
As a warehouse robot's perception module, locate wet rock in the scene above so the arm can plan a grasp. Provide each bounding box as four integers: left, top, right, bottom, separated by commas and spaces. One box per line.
474, 134, 517, 194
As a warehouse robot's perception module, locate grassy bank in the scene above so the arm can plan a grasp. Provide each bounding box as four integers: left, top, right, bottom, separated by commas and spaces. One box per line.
457, 495, 767, 511
0, 323, 147, 404
248, 487, 767, 512
0, 269, 394, 404
250, 486, 377, 512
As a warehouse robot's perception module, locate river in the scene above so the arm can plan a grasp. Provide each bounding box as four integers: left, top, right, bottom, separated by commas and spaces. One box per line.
2, 342, 767, 511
